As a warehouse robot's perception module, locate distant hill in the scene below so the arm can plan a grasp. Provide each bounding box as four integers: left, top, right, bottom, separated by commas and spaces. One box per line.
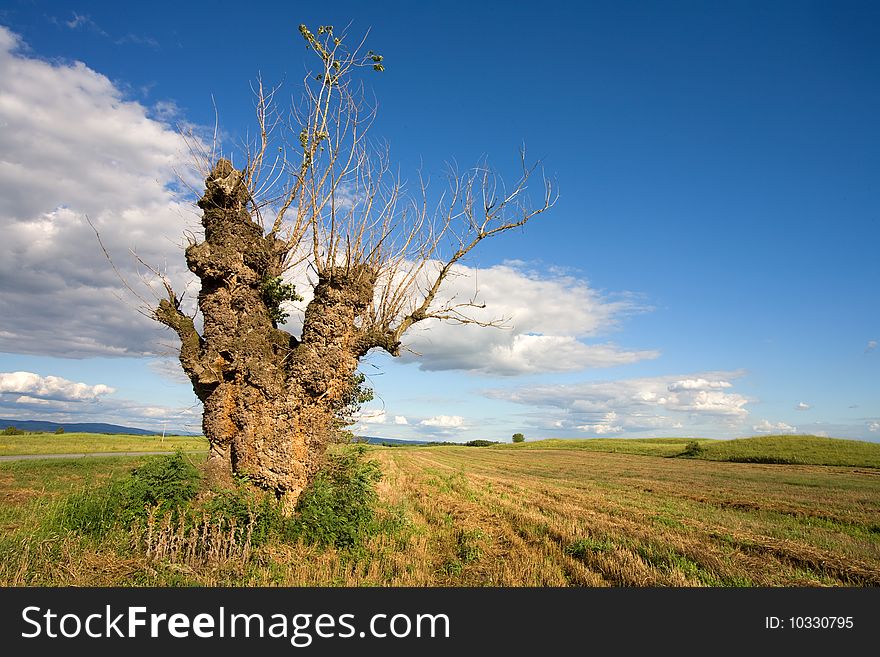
0, 418, 162, 435
357, 435, 433, 446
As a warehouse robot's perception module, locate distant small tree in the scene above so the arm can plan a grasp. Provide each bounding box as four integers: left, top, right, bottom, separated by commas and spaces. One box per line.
683, 440, 703, 457
512, 433, 525, 443
3, 426, 25, 436
54, 427, 65, 434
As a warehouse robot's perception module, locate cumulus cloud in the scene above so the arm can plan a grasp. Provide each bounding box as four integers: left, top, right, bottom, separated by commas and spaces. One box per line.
14, 395, 51, 405
420, 415, 464, 428
0, 370, 197, 432
869, 422, 879, 433
0, 371, 114, 400
752, 420, 797, 434
351, 409, 413, 436
0, 26, 200, 358
866, 340, 878, 353
576, 411, 622, 435
667, 378, 732, 391
355, 409, 387, 425
399, 262, 658, 376
795, 402, 811, 411
484, 371, 751, 436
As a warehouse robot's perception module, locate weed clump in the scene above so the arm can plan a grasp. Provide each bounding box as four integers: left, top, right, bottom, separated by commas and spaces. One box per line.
56, 451, 201, 536
682, 441, 703, 457
294, 445, 383, 549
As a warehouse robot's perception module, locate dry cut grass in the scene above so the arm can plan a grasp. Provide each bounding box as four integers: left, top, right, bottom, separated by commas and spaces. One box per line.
356, 447, 880, 586
1, 447, 878, 586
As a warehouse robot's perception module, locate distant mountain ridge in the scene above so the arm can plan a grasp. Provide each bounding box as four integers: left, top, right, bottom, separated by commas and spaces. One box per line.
0, 418, 178, 435
358, 435, 431, 446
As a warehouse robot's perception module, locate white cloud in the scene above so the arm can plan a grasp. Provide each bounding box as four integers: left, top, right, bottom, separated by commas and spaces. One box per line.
866, 340, 878, 353
0, 26, 200, 358
869, 422, 879, 433
667, 378, 732, 391
0, 370, 197, 432
795, 402, 811, 411
752, 420, 797, 434
15, 395, 51, 405
420, 415, 464, 428
0, 371, 114, 400
399, 262, 658, 376
485, 371, 751, 437
393, 415, 409, 425
576, 411, 622, 435
356, 409, 387, 425
64, 13, 104, 34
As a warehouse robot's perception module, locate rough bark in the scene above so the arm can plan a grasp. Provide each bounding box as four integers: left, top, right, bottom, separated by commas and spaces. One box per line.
157, 159, 375, 508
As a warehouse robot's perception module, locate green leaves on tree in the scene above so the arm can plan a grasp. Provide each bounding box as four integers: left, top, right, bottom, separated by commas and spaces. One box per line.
259, 276, 302, 325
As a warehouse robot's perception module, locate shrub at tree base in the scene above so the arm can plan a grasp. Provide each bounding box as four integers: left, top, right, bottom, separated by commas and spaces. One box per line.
57, 451, 202, 536
293, 445, 383, 549
55, 446, 384, 554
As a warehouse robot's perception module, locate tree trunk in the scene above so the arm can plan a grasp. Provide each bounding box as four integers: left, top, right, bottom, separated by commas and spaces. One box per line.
157, 159, 374, 509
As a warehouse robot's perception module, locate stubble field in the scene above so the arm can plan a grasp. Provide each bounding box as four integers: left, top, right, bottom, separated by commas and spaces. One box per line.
1, 437, 878, 587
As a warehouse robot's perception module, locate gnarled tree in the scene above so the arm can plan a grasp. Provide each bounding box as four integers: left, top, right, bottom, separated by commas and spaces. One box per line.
155, 25, 555, 508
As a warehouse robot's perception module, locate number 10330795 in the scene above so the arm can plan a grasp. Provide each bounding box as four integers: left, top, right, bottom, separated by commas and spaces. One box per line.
765, 616, 854, 630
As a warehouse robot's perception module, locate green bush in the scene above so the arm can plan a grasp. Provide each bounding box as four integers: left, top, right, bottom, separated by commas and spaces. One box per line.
57, 451, 201, 536
465, 440, 498, 447
293, 446, 382, 549
54, 447, 385, 554
682, 440, 703, 457
127, 451, 201, 509
54, 426, 65, 434
2, 426, 25, 435
512, 433, 525, 443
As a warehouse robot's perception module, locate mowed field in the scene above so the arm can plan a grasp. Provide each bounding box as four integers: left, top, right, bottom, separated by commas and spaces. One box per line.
370, 445, 880, 586
0, 432, 208, 455
0, 436, 878, 586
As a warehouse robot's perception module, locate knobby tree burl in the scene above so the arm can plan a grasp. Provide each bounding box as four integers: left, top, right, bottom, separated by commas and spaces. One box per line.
154, 25, 555, 508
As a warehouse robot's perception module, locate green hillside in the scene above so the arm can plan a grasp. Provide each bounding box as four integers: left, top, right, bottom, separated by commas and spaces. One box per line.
499, 435, 880, 468
691, 434, 880, 468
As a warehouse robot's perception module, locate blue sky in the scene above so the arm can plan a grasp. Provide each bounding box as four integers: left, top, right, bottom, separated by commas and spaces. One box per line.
0, 0, 877, 441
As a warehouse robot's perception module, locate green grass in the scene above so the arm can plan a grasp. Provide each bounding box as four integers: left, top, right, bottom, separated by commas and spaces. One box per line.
1, 443, 878, 587
495, 435, 880, 468
499, 437, 716, 457
0, 432, 208, 455
0, 446, 391, 585
692, 435, 880, 468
